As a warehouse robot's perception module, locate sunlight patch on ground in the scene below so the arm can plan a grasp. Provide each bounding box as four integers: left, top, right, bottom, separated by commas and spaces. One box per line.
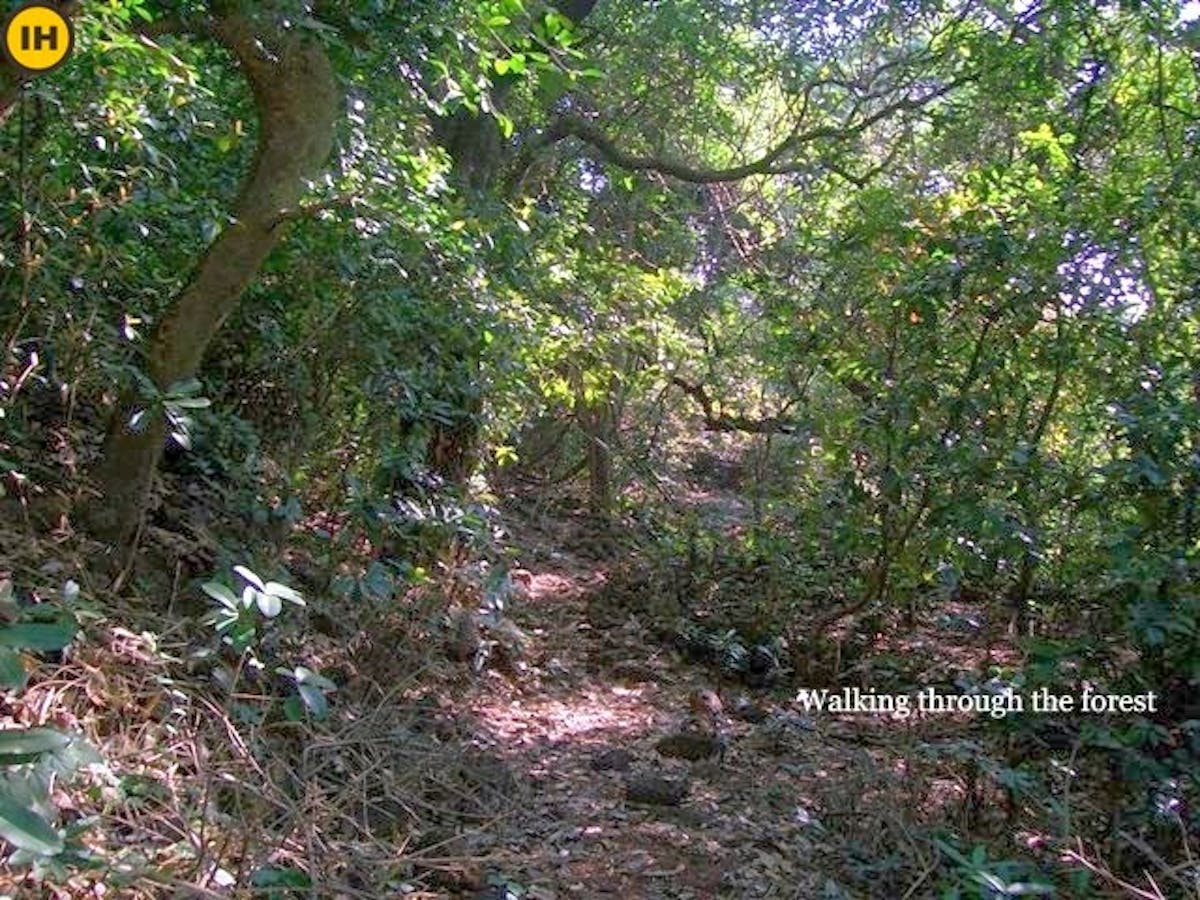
474, 683, 657, 746
518, 570, 605, 605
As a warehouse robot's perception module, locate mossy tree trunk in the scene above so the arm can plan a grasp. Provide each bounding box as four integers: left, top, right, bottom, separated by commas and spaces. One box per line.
92, 10, 338, 544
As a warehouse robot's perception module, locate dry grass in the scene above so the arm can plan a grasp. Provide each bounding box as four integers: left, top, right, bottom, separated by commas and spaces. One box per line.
0, 518, 527, 898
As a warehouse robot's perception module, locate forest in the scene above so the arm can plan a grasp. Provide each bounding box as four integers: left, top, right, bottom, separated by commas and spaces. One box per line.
0, 0, 1198, 897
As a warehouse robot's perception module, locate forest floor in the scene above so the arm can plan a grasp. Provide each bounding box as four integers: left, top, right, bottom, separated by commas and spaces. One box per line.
397, 495, 1025, 900
451, 539, 836, 899
0, 470, 1102, 899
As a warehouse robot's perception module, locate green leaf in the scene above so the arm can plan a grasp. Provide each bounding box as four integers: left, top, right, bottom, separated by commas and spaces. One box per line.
255, 591, 282, 618
234, 566, 265, 592
0, 794, 62, 855
164, 377, 203, 398
251, 867, 312, 888
294, 667, 337, 692
282, 695, 305, 722
263, 582, 304, 605
0, 649, 27, 689
0, 620, 77, 652
361, 562, 392, 601
296, 682, 329, 719
168, 397, 211, 410
226, 621, 257, 653
0, 729, 72, 764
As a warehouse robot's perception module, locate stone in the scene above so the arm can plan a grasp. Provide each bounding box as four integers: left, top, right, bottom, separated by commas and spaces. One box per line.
625, 773, 690, 806
654, 730, 726, 762
591, 747, 634, 772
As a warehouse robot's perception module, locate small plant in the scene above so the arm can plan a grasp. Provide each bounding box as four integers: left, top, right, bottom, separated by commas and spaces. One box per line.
275, 666, 337, 722
0, 728, 100, 864
201, 567, 335, 720
934, 838, 1055, 899
0, 579, 99, 871
125, 373, 212, 449
0, 579, 79, 691
202, 565, 305, 653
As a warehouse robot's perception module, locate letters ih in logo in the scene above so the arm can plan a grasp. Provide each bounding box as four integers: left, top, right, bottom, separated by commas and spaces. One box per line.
3, 3, 74, 76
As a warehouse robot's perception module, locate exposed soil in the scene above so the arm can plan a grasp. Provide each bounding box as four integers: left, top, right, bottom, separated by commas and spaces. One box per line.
391, 507, 1019, 900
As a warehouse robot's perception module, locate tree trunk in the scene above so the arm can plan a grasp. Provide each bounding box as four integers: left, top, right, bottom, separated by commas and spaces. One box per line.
427, 390, 483, 484
91, 11, 338, 544
428, 0, 600, 189
417, 0, 602, 488
584, 403, 613, 516
574, 376, 614, 518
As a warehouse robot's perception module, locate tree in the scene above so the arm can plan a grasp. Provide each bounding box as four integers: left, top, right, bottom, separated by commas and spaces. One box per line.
90, 3, 338, 543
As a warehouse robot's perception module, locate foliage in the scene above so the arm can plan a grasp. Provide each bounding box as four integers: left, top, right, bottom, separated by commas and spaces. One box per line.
201, 565, 334, 720
202, 564, 305, 651
933, 838, 1056, 900
0, 581, 96, 871
2, 0, 1200, 892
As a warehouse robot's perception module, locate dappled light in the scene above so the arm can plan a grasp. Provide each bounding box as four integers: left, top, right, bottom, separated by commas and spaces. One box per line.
1, 0, 1198, 897
475, 687, 656, 745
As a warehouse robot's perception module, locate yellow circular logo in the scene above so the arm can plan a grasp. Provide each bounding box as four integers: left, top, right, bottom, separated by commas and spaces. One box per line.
4, 4, 74, 75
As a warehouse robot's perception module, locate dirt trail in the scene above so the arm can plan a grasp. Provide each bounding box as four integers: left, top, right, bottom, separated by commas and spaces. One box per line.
459, 545, 834, 899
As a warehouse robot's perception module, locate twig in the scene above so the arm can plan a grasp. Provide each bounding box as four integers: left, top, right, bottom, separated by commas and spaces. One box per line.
1117, 829, 1200, 898
1061, 837, 1167, 900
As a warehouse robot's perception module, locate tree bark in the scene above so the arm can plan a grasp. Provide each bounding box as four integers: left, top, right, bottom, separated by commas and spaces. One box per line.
1006, 316, 1068, 634
427, 388, 483, 483
91, 11, 338, 544
578, 388, 614, 517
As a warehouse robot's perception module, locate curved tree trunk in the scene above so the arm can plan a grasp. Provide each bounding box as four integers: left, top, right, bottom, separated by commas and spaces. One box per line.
91, 11, 338, 544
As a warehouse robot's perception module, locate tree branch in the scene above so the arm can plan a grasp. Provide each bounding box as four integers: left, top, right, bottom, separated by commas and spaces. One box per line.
543, 77, 969, 184
671, 377, 800, 435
